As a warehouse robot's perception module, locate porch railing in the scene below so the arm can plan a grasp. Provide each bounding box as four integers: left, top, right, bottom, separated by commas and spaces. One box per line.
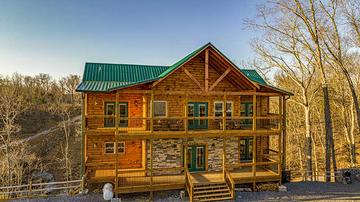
84, 115, 282, 134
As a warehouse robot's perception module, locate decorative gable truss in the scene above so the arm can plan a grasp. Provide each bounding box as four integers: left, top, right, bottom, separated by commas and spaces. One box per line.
152, 43, 258, 93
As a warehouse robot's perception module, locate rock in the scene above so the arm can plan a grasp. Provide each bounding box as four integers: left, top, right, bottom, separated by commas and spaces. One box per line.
236, 188, 252, 192
279, 185, 287, 192
355, 174, 360, 182
179, 190, 185, 200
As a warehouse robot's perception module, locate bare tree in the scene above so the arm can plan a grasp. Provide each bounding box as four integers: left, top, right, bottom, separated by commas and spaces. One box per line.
0, 77, 26, 185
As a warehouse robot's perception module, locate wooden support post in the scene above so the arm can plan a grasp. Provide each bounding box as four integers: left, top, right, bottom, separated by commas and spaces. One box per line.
184, 93, 189, 174
222, 94, 227, 179
282, 96, 287, 171
150, 91, 154, 198
205, 49, 209, 92
278, 96, 283, 178
252, 134, 257, 191
114, 90, 119, 197
252, 95, 257, 190
80, 93, 85, 178
252, 95, 257, 131
150, 138, 153, 199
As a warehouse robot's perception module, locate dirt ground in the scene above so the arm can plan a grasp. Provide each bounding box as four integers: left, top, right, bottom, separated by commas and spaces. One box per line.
9, 181, 360, 202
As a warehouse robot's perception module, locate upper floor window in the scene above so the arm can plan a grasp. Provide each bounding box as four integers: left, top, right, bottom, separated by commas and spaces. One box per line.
104, 102, 128, 127
214, 101, 233, 117
154, 101, 167, 117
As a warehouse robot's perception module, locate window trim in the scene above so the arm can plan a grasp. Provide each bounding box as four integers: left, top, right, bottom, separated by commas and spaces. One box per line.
104, 142, 115, 154
104, 142, 126, 154
153, 100, 168, 118
214, 101, 233, 117
103, 102, 128, 128
117, 141, 125, 154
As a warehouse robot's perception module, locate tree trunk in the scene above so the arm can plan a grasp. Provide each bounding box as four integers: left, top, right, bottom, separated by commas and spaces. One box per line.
350, 100, 356, 167
304, 103, 312, 181
323, 85, 334, 182
345, 73, 358, 166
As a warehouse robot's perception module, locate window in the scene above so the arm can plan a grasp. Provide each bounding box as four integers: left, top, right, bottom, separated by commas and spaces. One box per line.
104, 142, 125, 154
105, 142, 115, 154
214, 101, 233, 117
241, 103, 253, 117
119, 103, 128, 127
188, 104, 195, 126
104, 103, 115, 127
118, 142, 125, 154
226, 102, 232, 117
154, 101, 167, 117
104, 102, 128, 127
214, 102, 223, 117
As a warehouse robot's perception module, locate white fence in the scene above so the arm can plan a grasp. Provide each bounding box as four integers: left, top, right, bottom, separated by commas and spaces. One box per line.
0, 179, 83, 199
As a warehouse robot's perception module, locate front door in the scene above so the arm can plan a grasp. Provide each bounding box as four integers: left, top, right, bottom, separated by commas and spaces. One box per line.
240, 137, 253, 161
185, 145, 206, 172
188, 102, 208, 129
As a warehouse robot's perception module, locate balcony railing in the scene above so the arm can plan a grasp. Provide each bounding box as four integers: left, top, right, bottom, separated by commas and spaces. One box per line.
85, 115, 282, 134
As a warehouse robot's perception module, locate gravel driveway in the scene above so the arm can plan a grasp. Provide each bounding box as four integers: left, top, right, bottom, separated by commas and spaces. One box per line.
10, 181, 360, 201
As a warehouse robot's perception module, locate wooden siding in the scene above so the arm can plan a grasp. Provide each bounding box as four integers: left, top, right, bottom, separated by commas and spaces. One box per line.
86, 132, 143, 169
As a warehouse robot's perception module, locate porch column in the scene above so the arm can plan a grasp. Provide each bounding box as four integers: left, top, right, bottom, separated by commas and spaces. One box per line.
278, 96, 283, 178
114, 90, 119, 197
222, 95, 227, 179
184, 94, 188, 175
282, 96, 287, 171
150, 91, 154, 195
252, 95, 257, 190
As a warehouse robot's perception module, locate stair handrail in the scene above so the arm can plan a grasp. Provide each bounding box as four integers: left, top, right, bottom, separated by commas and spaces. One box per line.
185, 170, 193, 202
225, 169, 235, 199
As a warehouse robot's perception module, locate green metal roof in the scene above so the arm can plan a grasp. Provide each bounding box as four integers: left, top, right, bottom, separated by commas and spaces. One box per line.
240, 69, 267, 85
76, 43, 292, 95
76, 63, 168, 92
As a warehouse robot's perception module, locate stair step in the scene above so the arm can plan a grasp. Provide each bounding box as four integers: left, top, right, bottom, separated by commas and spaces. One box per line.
195, 196, 233, 202
194, 192, 231, 199
194, 184, 228, 190
194, 188, 230, 195
194, 182, 226, 187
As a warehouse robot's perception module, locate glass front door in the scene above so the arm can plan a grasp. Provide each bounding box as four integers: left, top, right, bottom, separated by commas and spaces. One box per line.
240, 137, 253, 161
185, 145, 206, 172
188, 102, 208, 129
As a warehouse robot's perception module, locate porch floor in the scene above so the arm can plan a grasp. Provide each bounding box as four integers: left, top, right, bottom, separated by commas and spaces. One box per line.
87, 167, 280, 193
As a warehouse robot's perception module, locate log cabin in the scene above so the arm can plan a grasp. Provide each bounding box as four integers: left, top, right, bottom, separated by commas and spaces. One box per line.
76, 43, 292, 201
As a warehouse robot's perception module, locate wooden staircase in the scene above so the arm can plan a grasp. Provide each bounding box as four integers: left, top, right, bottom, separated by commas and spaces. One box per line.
192, 182, 233, 202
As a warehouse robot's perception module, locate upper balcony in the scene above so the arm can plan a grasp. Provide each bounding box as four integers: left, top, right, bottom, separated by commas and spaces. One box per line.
83, 92, 284, 138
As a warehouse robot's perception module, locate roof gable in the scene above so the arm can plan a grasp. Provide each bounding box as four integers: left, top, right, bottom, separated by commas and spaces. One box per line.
152, 43, 258, 90
75, 43, 292, 95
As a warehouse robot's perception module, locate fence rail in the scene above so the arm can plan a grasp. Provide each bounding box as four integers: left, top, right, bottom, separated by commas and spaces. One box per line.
291, 170, 342, 182
0, 179, 83, 199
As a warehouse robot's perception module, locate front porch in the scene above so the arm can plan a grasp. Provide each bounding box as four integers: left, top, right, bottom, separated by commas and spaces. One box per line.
86, 166, 280, 193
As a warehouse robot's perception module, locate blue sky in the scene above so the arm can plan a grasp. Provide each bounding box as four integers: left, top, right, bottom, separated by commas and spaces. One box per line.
0, 0, 264, 79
